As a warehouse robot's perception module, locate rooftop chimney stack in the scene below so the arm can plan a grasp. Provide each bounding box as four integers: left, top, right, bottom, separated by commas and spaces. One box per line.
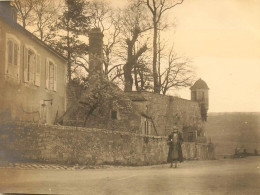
88, 28, 104, 81
0, 1, 18, 23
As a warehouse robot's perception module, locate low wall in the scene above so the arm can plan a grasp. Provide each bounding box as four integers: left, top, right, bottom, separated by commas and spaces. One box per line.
0, 123, 213, 165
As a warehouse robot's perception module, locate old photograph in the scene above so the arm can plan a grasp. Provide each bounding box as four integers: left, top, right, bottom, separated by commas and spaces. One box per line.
0, 0, 260, 194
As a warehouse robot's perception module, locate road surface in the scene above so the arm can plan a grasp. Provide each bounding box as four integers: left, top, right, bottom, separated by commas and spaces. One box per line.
0, 156, 260, 195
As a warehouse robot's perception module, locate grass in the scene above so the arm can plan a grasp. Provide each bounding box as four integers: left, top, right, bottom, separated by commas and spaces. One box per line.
204, 112, 260, 156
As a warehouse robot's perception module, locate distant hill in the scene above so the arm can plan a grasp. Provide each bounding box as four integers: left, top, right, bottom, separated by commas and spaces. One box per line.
204, 112, 260, 157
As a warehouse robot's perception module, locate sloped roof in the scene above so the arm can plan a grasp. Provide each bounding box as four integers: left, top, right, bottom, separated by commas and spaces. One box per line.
0, 8, 67, 61
190, 78, 209, 90
125, 92, 147, 102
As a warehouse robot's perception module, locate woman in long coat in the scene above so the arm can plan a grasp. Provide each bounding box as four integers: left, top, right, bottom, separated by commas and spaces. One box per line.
167, 130, 183, 168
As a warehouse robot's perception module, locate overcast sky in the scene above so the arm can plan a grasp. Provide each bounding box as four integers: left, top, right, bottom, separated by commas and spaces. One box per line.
172, 0, 260, 112
110, 0, 260, 112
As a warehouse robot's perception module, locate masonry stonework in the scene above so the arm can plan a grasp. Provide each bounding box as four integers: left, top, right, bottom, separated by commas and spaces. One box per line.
127, 92, 204, 139
0, 123, 213, 165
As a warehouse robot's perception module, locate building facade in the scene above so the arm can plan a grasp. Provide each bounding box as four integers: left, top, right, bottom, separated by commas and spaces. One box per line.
0, 2, 67, 124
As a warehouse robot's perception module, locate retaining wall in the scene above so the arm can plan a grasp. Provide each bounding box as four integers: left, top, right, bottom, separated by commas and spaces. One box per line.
0, 123, 213, 165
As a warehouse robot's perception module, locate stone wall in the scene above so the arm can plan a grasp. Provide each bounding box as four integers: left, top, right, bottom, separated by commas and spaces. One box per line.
127, 92, 204, 136
0, 123, 214, 165
63, 80, 142, 133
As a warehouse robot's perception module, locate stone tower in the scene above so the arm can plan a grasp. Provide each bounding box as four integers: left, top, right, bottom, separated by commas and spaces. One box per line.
190, 78, 209, 121
88, 28, 104, 81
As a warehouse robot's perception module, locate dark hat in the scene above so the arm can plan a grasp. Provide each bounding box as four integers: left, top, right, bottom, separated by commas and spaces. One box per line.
172, 126, 178, 132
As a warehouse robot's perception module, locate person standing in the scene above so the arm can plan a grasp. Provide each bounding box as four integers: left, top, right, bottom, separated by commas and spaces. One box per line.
167, 129, 184, 168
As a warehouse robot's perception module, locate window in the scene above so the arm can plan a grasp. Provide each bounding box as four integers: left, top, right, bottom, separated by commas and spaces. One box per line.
23, 46, 40, 86
14, 43, 18, 66
7, 39, 19, 66
192, 91, 197, 101
7, 40, 13, 65
187, 132, 194, 142
145, 120, 149, 135
111, 110, 118, 120
45, 58, 57, 91
6, 34, 20, 80
28, 49, 35, 82
49, 61, 54, 90
142, 117, 150, 135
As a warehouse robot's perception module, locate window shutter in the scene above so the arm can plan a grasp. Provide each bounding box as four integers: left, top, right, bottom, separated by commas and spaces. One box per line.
54, 63, 57, 91
23, 46, 29, 82
35, 54, 41, 86
16, 43, 20, 81
13, 43, 19, 80
6, 40, 13, 74
29, 53, 35, 83
45, 58, 49, 89
7, 40, 13, 65
13, 43, 18, 66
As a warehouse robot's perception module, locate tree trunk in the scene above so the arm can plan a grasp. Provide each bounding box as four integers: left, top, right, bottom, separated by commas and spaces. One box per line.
123, 62, 133, 92
67, 51, 71, 83
139, 69, 145, 90
158, 28, 161, 92
134, 63, 139, 91
22, 19, 26, 28
67, 23, 71, 83
153, 19, 159, 93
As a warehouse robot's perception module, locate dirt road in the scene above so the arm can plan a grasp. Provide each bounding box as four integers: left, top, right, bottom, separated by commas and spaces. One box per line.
1, 156, 260, 195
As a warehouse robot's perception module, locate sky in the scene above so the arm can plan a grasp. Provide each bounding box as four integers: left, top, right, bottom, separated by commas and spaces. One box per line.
172, 0, 260, 113
110, 0, 260, 113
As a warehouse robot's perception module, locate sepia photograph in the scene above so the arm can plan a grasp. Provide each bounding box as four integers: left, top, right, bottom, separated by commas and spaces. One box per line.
0, 0, 260, 194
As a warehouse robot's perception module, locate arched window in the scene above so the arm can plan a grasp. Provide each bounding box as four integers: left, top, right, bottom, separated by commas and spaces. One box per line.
45, 58, 57, 91
24, 45, 41, 86
6, 34, 20, 80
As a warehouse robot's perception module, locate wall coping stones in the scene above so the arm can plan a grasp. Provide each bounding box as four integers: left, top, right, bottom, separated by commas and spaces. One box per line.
1, 121, 211, 147
0, 121, 168, 139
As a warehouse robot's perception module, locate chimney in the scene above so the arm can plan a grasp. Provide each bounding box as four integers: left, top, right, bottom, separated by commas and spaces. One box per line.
88, 28, 104, 80
0, 1, 18, 23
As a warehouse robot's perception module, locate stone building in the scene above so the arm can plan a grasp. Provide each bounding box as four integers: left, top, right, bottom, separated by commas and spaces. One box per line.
63, 27, 209, 145
0, 2, 67, 124
190, 78, 209, 121
126, 91, 205, 142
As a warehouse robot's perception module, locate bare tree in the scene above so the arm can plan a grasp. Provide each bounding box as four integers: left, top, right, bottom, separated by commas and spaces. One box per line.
160, 46, 194, 95
88, 0, 122, 78
31, 0, 61, 42
12, 0, 34, 28
123, 27, 148, 91
133, 55, 153, 91
120, 2, 151, 92
103, 18, 121, 77
142, 0, 184, 93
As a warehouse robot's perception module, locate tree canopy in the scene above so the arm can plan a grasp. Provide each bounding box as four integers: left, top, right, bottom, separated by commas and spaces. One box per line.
14, 0, 194, 95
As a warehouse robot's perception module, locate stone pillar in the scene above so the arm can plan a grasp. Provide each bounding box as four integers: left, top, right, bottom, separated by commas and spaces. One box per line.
88, 28, 104, 81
